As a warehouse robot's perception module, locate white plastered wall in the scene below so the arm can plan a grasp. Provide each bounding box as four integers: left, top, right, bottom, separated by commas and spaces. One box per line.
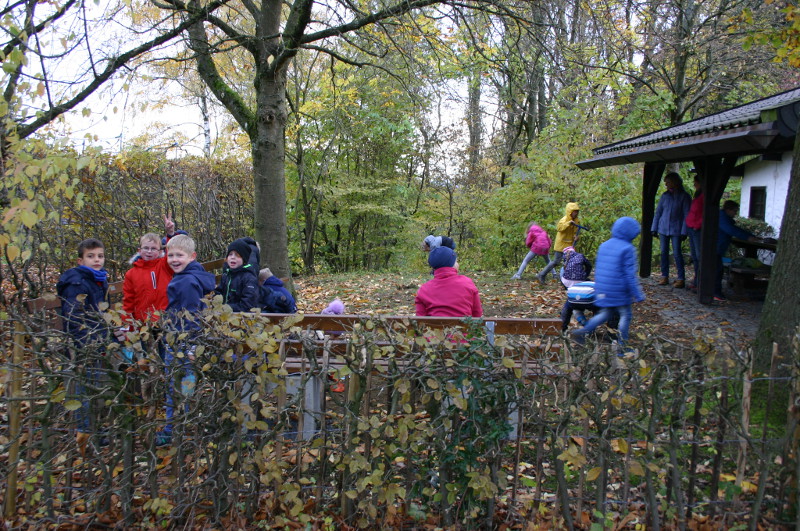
739, 151, 792, 236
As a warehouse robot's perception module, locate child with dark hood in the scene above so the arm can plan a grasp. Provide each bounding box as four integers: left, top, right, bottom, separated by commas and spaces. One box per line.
215, 238, 260, 312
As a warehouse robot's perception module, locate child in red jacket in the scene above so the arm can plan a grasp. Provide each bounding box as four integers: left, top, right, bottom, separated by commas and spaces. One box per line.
415, 247, 483, 317
122, 215, 182, 324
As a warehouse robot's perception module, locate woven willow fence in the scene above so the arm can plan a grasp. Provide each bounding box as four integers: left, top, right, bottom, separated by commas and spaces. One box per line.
2, 309, 797, 529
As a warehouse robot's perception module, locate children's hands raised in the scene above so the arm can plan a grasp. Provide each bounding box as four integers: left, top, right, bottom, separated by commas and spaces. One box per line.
164, 214, 176, 236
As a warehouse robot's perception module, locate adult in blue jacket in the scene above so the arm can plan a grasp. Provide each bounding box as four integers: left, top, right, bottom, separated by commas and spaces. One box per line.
715, 201, 759, 301
572, 216, 646, 346
651, 172, 691, 288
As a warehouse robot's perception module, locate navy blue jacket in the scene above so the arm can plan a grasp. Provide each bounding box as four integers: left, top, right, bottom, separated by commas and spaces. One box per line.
166, 261, 216, 329
261, 275, 297, 313
717, 210, 754, 255
57, 266, 109, 348
215, 264, 260, 312
593, 217, 646, 308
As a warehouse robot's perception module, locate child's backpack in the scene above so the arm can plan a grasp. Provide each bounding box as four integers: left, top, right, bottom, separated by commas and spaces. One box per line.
567, 281, 595, 309
260, 284, 294, 313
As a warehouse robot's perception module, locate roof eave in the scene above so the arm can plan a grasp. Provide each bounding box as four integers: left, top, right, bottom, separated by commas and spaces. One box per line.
575, 125, 782, 170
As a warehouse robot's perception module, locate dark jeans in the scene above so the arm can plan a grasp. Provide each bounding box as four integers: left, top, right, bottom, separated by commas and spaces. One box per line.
687, 227, 701, 284
659, 233, 685, 280
538, 251, 564, 279
715, 254, 725, 298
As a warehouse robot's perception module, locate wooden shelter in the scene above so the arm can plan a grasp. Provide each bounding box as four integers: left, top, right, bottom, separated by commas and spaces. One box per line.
576, 87, 800, 304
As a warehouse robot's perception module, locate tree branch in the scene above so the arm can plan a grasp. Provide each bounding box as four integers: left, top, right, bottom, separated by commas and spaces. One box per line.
14, 0, 233, 140
186, 19, 256, 134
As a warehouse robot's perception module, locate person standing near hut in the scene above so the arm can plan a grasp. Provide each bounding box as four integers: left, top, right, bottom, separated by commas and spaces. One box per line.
685, 174, 704, 291
651, 172, 691, 288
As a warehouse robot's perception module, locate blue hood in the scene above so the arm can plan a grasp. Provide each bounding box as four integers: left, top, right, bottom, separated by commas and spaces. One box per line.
611, 217, 641, 242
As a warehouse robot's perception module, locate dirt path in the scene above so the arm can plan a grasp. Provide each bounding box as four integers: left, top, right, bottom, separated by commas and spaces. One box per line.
635, 275, 762, 346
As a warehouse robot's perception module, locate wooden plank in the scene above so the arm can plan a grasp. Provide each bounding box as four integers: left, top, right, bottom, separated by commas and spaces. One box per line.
257, 313, 561, 336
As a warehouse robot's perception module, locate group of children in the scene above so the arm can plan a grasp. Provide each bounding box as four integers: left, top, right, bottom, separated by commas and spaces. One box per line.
57, 218, 297, 444
417, 210, 645, 350
506, 203, 645, 347
59, 213, 649, 442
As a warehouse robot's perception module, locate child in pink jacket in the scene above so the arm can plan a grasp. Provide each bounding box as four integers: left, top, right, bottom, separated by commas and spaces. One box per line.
511, 223, 552, 280
415, 247, 483, 317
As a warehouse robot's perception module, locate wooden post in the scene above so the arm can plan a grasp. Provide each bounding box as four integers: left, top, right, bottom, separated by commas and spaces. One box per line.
736, 350, 754, 486
315, 340, 330, 505
510, 347, 530, 508
749, 343, 782, 529
4, 321, 25, 519
640, 162, 665, 278
273, 340, 287, 507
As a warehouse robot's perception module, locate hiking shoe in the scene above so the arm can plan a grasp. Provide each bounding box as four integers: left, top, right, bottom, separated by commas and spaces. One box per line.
658, 277, 669, 285
535, 274, 545, 285
511, 274, 521, 280
713, 295, 727, 302
673, 279, 685, 289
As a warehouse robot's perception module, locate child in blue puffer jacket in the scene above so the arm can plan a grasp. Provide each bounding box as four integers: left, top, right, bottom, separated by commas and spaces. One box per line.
572, 217, 645, 347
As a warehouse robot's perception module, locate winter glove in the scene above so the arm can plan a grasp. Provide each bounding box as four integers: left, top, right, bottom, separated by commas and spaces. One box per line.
651, 231, 658, 237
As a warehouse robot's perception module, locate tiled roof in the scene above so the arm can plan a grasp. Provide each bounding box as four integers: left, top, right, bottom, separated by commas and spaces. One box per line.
594, 86, 800, 155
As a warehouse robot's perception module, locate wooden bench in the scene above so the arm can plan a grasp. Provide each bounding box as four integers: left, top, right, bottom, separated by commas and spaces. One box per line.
248, 312, 561, 439
728, 265, 771, 298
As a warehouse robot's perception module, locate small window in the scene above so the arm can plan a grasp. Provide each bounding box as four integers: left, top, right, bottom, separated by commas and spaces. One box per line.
749, 187, 766, 220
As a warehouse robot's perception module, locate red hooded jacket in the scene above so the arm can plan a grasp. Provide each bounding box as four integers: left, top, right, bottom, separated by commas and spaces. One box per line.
123, 255, 174, 323
415, 267, 483, 317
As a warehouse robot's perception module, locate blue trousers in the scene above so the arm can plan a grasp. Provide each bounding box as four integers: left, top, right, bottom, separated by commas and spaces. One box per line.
74, 363, 101, 433
659, 234, 685, 280
164, 343, 196, 435
575, 304, 632, 345
687, 227, 701, 284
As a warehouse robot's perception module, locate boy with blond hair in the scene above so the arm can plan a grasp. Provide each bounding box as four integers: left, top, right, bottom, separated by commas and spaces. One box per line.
158, 234, 215, 445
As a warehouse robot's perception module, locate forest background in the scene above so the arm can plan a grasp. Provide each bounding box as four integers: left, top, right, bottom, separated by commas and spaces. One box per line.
1, 0, 798, 300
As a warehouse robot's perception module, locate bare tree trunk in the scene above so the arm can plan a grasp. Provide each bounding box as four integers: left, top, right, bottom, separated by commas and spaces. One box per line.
252, 74, 292, 279
200, 92, 212, 158
755, 133, 800, 373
